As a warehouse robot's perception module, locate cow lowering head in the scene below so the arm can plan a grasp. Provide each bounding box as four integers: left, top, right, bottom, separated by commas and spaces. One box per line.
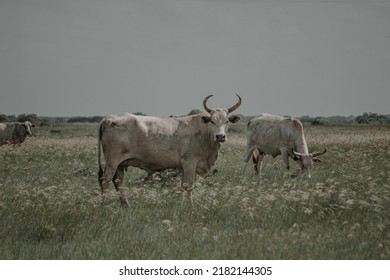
201, 94, 241, 142
21, 121, 36, 136
292, 148, 327, 178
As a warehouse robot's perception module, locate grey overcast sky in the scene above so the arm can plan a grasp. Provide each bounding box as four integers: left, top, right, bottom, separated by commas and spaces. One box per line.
0, 0, 389, 117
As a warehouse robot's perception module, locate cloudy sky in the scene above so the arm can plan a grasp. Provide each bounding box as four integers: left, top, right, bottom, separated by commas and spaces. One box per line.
1, 0, 389, 117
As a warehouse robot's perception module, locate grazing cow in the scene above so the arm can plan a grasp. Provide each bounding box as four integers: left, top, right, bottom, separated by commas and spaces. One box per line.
98, 95, 242, 205
243, 113, 326, 178
0, 121, 36, 146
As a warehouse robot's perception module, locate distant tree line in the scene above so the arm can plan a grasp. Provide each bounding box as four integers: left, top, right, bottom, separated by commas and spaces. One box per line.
67, 116, 103, 123
354, 112, 390, 124
1, 112, 389, 126
0, 114, 40, 124
295, 113, 388, 125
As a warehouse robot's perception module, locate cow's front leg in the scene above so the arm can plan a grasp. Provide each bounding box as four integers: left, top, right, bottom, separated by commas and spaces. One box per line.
281, 149, 291, 177
181, 160, 197, 203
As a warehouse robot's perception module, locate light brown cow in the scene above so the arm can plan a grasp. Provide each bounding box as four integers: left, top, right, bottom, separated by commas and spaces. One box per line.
243, 113, 326, 178
0, 121, 36, 146
98, 95, 242, 206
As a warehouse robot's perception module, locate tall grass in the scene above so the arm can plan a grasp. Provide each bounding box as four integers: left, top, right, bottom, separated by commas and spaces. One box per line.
0, 124, 389, 259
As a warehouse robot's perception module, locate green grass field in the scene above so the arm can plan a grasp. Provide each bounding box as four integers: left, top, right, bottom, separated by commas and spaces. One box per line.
0, 123, 389, 259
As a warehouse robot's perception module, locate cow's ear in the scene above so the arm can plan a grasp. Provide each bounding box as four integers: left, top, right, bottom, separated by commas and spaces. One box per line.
31, 124, 36, 127
313, 157, 322, 163
201, 116, 211, 124
228, 115, 241, 123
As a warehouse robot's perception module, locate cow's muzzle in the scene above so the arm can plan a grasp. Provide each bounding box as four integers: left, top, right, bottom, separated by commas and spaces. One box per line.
216, 134, 226, 142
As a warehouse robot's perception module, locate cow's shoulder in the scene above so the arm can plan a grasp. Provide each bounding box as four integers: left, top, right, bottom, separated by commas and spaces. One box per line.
282, 118, 303, 131
101, 112, 136, 127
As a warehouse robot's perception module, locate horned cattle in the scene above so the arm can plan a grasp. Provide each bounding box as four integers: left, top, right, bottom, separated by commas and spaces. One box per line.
98, 95, 242, 205
243, 113, 326, 178
0, 121, 36, 146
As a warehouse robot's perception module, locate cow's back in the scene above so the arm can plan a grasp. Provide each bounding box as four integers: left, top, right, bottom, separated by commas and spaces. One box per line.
248, 113, 307, 155
247, 114, 295, 156
100, 113, 180, 145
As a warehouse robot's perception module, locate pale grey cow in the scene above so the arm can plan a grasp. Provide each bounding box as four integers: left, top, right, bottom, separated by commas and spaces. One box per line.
98, 95, 242, 205
243, 113, 326, 178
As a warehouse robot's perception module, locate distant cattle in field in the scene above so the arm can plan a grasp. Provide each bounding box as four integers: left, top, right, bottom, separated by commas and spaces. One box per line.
0, 121, 36, 146
243, 113, 326, 178
98, 94, 242, 206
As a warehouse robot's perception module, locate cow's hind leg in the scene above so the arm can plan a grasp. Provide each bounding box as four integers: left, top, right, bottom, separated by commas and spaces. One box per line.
99, 165, 117, 204
242, 144, 256, 176
113, 167, 130, 207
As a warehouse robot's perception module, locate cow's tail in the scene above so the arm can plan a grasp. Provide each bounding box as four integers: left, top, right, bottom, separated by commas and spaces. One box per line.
98, 123, 104, 187
252, 149, 260, 174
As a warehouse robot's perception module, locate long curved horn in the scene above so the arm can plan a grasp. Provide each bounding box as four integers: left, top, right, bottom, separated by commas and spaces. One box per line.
227, 94, 242, 113
203, 95, 214, 113
292, 148, 304, 157
312, 149, 327, 157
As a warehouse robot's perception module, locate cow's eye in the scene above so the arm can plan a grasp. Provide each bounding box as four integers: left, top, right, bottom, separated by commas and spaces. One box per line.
211, 120, 216, 125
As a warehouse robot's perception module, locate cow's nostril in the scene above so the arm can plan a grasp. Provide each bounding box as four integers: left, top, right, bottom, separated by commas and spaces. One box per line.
216, 134, 226, 142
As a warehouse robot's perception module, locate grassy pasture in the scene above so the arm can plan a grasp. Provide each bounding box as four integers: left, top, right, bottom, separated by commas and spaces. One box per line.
0, 123, 389, 259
